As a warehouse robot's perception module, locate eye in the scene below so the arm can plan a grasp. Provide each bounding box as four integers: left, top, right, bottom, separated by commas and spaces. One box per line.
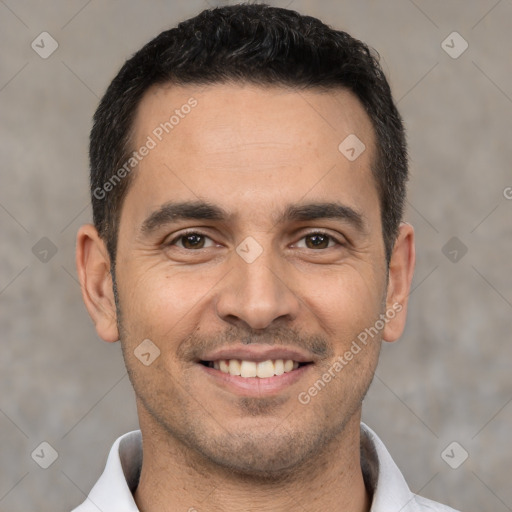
294, 231, 343, 250
167, 231, 216, 250
165, 230, 344, 251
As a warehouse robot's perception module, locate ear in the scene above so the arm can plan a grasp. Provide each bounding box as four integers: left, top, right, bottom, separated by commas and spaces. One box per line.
382, 222, 415, 343
76, 224, 119, 342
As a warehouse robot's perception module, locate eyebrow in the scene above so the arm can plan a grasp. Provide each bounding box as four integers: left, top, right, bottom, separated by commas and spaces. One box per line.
139, 200, 367, 236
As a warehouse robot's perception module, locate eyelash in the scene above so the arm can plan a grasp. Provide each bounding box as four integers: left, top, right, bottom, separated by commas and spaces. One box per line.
166, 230, 345, 250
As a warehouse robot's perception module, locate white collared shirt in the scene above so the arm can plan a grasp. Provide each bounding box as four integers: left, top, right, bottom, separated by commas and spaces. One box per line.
71, 423, 460, 512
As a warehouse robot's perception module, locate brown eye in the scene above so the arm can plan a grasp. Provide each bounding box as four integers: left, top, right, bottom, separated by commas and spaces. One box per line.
168, 232, 215, 250
304, 233, 331, 249
296, 232, 341, 250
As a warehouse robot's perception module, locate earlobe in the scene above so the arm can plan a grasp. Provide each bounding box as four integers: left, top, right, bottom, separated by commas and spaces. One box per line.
76, 224, 119, 343
382, 222, 415, 343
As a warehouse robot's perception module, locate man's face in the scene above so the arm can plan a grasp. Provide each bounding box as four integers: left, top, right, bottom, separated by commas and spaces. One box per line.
114, 84, 389, 476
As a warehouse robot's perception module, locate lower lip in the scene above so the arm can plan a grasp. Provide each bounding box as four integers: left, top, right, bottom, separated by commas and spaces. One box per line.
198, 363, 312, 396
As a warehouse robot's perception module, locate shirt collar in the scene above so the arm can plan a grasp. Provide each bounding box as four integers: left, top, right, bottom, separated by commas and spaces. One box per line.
72, 423, 435, 512
74, 430, 142, 512
360, 423, 422, 511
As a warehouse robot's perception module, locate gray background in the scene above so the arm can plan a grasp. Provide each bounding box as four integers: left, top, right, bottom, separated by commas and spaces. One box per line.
1, 1, 511, 511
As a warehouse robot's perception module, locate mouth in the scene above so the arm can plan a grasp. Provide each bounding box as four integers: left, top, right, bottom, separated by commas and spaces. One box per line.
197, 358, 314, 396
199, 358, 312, 377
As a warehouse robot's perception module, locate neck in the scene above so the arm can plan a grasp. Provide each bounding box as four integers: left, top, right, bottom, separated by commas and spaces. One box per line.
133, 410, 371, 512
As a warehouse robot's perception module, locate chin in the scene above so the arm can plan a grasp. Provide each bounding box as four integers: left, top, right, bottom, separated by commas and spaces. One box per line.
191, 426, 328, 480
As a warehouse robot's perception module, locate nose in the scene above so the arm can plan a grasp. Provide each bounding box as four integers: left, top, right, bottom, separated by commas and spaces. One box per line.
214, 243, 301, 331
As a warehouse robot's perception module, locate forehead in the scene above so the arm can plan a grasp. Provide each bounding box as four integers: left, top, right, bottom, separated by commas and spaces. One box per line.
123, 82, 379, 231
134, 82, 374, 161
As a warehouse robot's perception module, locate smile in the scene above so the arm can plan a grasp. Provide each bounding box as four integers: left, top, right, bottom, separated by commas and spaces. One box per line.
198, 358, 313, 396
200, 358, 311, 378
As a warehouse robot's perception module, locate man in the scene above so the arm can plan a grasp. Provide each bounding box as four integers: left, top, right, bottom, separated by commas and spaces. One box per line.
73, 4, 460, 511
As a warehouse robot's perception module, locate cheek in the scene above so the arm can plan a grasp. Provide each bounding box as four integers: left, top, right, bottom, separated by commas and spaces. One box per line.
304, 264, 384, 340
117, 246, 385, 349
116, 265, 218, 346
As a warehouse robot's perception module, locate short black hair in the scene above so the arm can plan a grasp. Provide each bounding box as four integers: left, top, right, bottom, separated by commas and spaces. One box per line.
89, 2, 408, 268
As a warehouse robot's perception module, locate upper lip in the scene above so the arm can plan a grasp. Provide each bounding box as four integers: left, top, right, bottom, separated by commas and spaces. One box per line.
199, 344, 317, 363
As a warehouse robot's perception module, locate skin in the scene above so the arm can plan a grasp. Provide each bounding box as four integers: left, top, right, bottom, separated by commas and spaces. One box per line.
76, 83, 415, 512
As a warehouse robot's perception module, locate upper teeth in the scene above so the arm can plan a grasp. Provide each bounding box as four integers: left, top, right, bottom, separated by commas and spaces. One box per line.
213, 359, 300, 378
